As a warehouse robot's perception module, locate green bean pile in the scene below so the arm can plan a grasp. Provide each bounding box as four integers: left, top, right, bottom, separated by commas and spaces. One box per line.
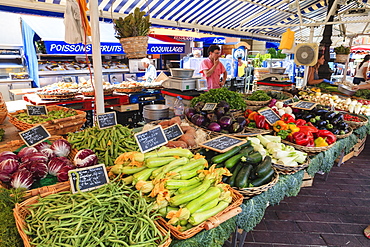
68, 124, 139, 166
25, 181, 169, 246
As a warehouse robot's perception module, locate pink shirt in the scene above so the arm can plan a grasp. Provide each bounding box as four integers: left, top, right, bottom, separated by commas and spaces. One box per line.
200, 58, 226, 90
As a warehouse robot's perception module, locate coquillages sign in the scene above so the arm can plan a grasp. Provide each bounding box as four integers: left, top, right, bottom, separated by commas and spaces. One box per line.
44, 41, 184, 55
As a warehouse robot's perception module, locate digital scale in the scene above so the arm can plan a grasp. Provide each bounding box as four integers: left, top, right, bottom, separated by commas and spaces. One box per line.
163, 77, 207, 91
260, 74, 290, 82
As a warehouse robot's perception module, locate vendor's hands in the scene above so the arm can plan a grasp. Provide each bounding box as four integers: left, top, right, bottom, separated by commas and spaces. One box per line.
322, 79, 333, 84
219, 81, 225, 87
352, 85, 360, 90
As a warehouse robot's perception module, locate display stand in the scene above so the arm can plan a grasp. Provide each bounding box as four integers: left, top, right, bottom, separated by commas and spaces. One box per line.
223, 226, 248, 247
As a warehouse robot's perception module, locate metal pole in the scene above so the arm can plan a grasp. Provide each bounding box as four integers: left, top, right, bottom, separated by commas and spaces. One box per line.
343, 36, 354, 82
89, 0, 105, 114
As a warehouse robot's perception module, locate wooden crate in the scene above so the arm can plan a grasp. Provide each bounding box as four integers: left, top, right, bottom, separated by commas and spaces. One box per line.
354, 136, 366, 157
335, 151, 355, 164
301, 171, 314, 187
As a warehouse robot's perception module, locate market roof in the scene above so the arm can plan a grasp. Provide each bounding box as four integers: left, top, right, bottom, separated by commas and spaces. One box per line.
1, 0, 370, 44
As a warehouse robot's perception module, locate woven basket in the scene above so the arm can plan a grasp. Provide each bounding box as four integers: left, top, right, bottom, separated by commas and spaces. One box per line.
245, 105, 264, 111
344, 114, 369, 129
335, 54, 349, 63
157, 187, 243, 240
335, 126, 353, 139
272, 159, 310, 175
0, 135, 76, 200
262, 90, 293, 102
234, 168, 279, 199
282, 139, 335, 153
244, 98, 271, 106
14, 186, 171, 247
119, 36, 148, 59
8, 105, 86, 135
0, 92, 8, 124
115, 87, 143, 93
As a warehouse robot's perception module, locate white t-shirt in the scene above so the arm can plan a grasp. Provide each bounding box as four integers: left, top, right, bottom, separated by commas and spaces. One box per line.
355, 61, 369, 78
144, 64, 157, 82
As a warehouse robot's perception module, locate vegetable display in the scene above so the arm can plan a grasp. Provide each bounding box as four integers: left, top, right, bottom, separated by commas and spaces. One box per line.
110, 148, 235, 231
190, 87, 247, 111
24, 181, 169, 246
14, 109, 77, 124
245, 90, 271, 101
67, 124, 139, 166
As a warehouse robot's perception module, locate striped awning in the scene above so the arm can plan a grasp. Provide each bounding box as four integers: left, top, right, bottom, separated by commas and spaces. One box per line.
1, 0, 370, 42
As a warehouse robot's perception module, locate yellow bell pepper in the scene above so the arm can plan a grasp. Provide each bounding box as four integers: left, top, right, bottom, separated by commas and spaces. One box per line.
287, 123, 300, 133
314, 137, 328, 147
273, 120, 288, 132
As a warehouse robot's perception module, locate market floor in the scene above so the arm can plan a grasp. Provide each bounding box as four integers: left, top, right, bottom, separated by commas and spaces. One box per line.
242, 138, 370, 247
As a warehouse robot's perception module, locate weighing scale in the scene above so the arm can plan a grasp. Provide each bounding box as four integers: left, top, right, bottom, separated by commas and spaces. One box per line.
260, 74, 290, 82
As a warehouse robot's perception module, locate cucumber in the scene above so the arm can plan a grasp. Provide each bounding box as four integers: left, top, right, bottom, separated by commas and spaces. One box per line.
211, 141, 251, 164
235, 164, 253, 188
224, 154, 244, 169
227, 163, 243, 187
251, 168, 275, 187
255, 156, 273, 177
244, 151, 263, 165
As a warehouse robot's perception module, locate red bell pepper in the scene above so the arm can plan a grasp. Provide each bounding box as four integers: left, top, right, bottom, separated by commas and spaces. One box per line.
295, 119, 307, 126
281, 114, 295, 124
254, 114, 266, 129
315, 130, 336, 144
244, 109, 253, 118
264, 122, 270, 130
292, 131, 314, 146
298, 125, 318, 134
305, 122, 316, 128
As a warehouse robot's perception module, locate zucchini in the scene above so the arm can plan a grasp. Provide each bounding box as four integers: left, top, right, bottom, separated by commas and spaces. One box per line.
185, 187, 221, 213
178, 164, 204, 180
177, 182, 201, 194
132, 168, 156, 184
244, 151, 263, 164
189, 201, 229, 226
224, 154, 244, 169
227, 163, 243, 187
156, 148, 193, 158
239, 145, 254, 155
251, 168, 275, 187
165, 177, 201, 190
169, 179, 212, 206
145, 157, 176, 168
194, 197, 219, 213
171, 158, 207, 173
235, 164, 253, 188
255, 156, 273, 177
211, 141, 251, 164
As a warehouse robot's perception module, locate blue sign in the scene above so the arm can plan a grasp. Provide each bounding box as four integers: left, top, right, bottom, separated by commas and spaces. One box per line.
232, 47, 246, 60
44, 41, 185, 55
195, 37, 226, 45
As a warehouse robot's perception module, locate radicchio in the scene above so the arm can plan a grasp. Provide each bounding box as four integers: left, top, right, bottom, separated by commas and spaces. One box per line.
0, 151, 18, 162
18, 147, 38, 159
40, 148, 56, 160
28, 161, 48, 179
21, 152, 48, 165
51, 139, 71, 157
74, 149, 98, 168
11, 169, 34, 189
0, 159, 20, 182
34, 141, 51, 152
57, 164, 76, 182
48, 156, 73, 176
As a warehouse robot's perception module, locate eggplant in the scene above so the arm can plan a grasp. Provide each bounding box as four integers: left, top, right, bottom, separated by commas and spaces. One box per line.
217, 100, 230, 112
185, 107, 196, 119
336, 121, 348, 130
315, 109, 329, 115
219, 116, 233, 129
331, 129, 340, 135
208, 122, 221, 132
207, 113, 218, 123
318, 126, 327, 130
194, 102, 205, 112
229, 122, 242, 133
331, 113, 344, 125
303, 113, 314, 121
316, 120, 328, 127
214, 107, 226, 119
191, 114, 205, 126
324, 112, 336, 120
236, 116, 247, 128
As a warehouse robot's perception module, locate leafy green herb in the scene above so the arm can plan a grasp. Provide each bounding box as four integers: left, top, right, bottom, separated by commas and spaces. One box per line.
354, 89, 370, 99
245, 90, 271, 101
191, 88, 246, 110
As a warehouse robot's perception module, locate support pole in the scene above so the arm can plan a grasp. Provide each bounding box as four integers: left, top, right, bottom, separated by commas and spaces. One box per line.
302, 27, 315, 88
89, 0, 104, 114
342, 36, 354, 83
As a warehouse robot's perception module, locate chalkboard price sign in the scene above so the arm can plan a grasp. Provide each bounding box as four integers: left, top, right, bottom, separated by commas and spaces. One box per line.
258, 108, 281, 125
135, 125, 168, 153
26, 105, 48, 116
68, 164, 109, 193
19, 125, 51, 147
97, 112, 117, 129
163, 123, 184, 141
292, 101, 317, 110
202, 103, 217, 111
199, 135, 246, 153
283, 99, 294, 105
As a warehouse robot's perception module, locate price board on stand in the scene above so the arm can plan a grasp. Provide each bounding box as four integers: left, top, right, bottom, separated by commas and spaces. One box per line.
19, 125, 51, 147
202, 103, 217, 111
97, 112, 117, 129
258, 108, 281, 125
163, 124, 184, 141
283, 98, 294, 105
199, 135, 246, 153
69, 164, 109, 193
26, 105, 48, 116
292, 101, 317, 111
135, 125, 168, 153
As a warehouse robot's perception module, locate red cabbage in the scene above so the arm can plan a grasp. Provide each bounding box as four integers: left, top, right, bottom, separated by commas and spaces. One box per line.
18, 147, 38, 159
74, 149, 98, 168
57, 164, 75, 182
0, 151, 18, 162
48, 156, 73, 176
34, 141, 51, 151
29, 161, 48, 179
74, 149, 94, 160
0, 173, 11, 183
21, 152, 48, 165
11, 169, 34, 189
0, 159, 20, 181
40, 148, 56, 160
51, 139, 71, 157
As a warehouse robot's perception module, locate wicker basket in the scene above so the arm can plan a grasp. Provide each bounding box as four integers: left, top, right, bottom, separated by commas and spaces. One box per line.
344, 114, 369, 129
244, 97, 271, 106
335, 126, 353, 139
157, 187, 243, 240
0, 135, 76, 200
272, 159, 310, 175
245, 105, 264, 111
14, 186, 171, 247
282, 139, 335, 153
115, 87, 143, 93
262, 90, 293, 102
234, 168, 279, 199
119, 36, 148, 59
8, 105, 86, 135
